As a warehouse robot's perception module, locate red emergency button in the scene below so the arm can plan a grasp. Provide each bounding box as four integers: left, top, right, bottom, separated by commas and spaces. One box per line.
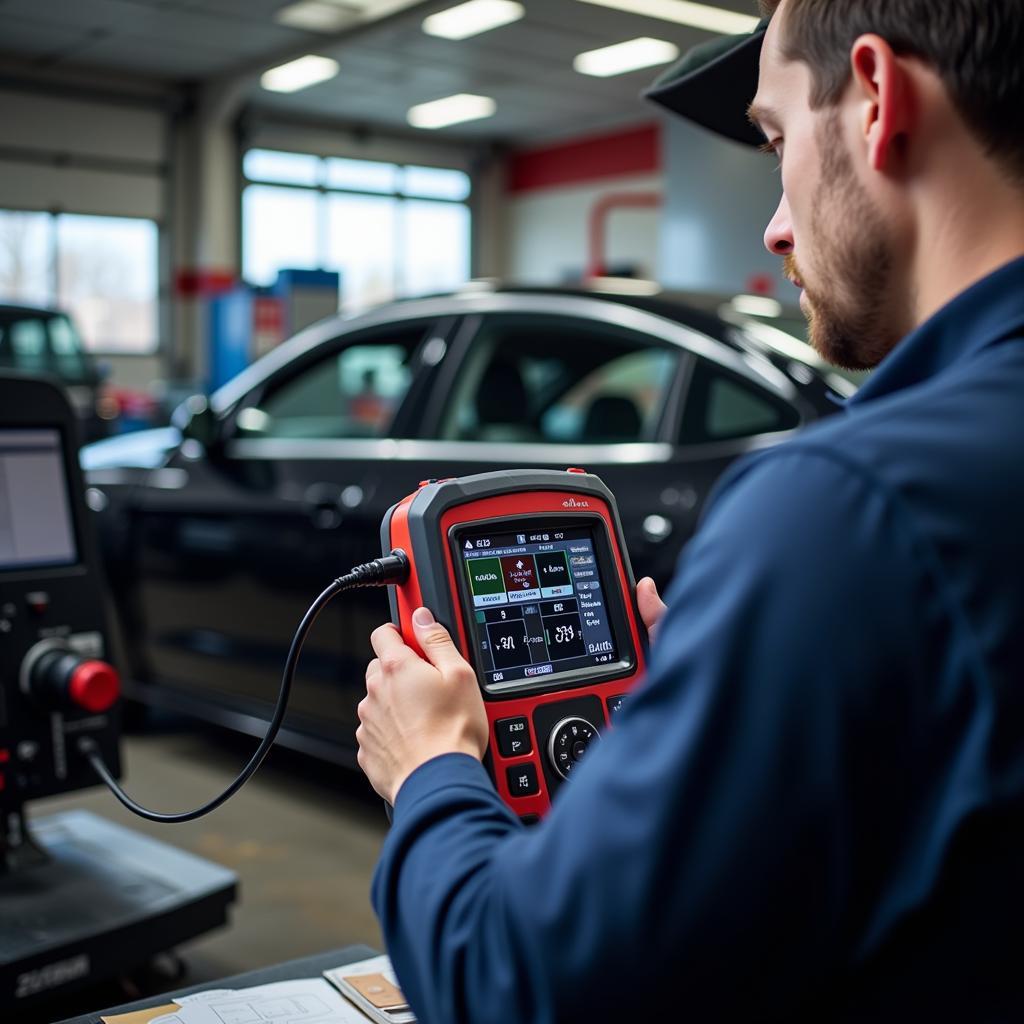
68, 661, 120, 713
566, 467, 587, 474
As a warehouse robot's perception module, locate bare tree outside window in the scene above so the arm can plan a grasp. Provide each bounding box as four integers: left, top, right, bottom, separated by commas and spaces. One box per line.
0, 211, 52, 307
0, 209, 158, 354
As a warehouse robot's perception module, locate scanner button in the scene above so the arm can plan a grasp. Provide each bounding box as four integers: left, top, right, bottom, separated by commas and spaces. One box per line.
495, 717, 532, 758
506, 762, 538, 798
606, 694, 628, 719
26, 591, 50, 615
566, 467, 586, 474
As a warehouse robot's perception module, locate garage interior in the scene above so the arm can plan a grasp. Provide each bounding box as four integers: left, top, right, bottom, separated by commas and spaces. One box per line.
1, 1, 824, 1022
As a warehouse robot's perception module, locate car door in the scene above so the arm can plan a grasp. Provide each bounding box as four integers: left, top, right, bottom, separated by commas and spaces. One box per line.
361, 296, 810, 593
358, 297, 698, 590
131, 315, 452, 761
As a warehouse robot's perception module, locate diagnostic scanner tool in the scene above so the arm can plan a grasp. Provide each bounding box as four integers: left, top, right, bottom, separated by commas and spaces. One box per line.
382, 469, 646, 818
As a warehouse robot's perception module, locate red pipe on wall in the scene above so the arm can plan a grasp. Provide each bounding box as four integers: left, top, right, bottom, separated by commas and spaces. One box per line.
586, 192, 662, 279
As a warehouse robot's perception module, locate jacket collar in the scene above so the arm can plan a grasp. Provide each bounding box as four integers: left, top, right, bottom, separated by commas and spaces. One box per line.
847, 254, 1024, 407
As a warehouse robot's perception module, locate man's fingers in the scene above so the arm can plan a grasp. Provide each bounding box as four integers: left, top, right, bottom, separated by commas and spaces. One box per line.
412, 607, 471, 679
636, 577, 667, 640
370, 622, 408, 662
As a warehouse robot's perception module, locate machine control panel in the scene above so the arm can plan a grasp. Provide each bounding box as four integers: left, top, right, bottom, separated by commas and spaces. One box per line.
0, 379, 121, 822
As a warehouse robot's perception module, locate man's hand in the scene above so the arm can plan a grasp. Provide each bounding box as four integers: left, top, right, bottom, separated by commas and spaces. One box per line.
357, 608, 488, 805
636, 577, 667, 642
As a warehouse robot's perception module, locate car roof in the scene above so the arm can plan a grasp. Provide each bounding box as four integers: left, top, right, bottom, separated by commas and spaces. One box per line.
0, 303, 64, 321
212, 285, 845, 421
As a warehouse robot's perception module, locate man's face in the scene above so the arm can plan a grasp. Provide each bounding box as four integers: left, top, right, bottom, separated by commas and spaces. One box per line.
751, 5, 906, 370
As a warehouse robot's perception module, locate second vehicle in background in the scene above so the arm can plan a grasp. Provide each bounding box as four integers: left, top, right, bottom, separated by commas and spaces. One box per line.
0, 304, 117, 444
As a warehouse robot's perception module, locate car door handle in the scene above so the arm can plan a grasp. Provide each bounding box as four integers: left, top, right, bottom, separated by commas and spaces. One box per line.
303, 483, 364, 530
642, 514, 674, 544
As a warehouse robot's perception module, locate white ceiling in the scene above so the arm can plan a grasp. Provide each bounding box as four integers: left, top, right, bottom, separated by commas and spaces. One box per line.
0, 0, 759, 143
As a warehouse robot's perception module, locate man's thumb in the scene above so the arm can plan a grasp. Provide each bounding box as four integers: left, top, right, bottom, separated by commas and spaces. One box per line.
412, 607, 464, 673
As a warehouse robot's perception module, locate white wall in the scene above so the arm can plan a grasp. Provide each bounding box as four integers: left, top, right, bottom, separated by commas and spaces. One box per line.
505, 172, 663, 285
658, 116, 798, 301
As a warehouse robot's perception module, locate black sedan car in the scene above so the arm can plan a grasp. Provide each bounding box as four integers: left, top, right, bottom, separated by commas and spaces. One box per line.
82, 286, 850, 765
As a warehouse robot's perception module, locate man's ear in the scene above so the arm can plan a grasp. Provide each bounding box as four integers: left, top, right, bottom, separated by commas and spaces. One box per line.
850, 34, 912, 173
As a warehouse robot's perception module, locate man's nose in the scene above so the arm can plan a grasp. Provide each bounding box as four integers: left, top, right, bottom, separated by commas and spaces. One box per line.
764, 193, 794, 255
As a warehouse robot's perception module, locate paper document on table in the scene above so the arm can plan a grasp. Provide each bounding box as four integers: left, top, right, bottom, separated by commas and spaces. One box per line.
148, 978, 368, 1024
323, 955, 416, 1024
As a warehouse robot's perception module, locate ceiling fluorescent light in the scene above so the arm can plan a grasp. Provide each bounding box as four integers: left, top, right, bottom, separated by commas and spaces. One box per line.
576, 0, 759, 35
261, 55, 340, 93
574, 37, 679, 77
275, 1, 356, 33
408, 93, 496, 129
423, 0, 525, 40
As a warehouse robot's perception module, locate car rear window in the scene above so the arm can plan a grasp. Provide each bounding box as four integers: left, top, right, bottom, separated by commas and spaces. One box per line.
0, 313, 91, 382
680, 358, 800, 444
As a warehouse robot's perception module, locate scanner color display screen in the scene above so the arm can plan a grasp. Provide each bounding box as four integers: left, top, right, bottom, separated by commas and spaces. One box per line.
459, 524, 619, 686
0, 429, 77, 571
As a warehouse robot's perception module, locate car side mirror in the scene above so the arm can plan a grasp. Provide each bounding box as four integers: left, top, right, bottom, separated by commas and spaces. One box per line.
172, 394, 219, 449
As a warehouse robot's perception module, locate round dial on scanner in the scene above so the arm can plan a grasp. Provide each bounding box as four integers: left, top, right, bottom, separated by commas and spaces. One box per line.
548, 716, 600, 779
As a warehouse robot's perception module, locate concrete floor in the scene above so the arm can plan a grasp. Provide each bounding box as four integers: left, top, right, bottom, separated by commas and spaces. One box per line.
22, 715, 389, 1022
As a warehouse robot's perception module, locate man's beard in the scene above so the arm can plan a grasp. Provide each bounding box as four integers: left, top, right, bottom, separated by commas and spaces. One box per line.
788, 113, 904, 371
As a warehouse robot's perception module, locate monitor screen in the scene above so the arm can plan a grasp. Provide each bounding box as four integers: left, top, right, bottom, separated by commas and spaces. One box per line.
456, 520, 623, 689
0, 429, 78, 571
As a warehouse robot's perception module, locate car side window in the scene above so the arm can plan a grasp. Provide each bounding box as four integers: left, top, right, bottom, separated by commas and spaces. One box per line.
679, 357, 800, 444
8, 318, 48, 374
48, 315, 90, 380
239, 326, 424, 439
437, 314, 680, 444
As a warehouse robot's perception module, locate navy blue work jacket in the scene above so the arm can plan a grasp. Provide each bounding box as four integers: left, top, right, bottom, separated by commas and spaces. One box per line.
372, 256, 1024, 1023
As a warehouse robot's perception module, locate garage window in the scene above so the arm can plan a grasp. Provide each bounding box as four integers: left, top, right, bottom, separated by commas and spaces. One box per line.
0, 208, 159, 354
242, 149, 471, 312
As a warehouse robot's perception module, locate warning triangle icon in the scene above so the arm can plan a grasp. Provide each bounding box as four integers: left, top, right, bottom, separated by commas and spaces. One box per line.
465, 541, 474, 550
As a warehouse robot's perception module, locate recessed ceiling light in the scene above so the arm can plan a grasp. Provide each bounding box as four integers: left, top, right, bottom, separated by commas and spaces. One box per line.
260, 55, 340, 93
423, 0, 525, 40
574, 37, 679, 77
407, 93, 497, 129
275, 1, 357, 33
576, 0, 759, 35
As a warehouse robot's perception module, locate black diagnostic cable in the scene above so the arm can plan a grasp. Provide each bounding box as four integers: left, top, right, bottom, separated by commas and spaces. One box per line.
77, 551, 410, 823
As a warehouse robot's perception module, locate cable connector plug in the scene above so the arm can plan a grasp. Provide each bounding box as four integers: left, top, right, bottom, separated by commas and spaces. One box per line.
345, 549, 410, 587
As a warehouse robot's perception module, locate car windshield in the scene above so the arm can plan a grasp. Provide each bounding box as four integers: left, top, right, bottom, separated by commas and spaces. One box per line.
0, 312, 93, 382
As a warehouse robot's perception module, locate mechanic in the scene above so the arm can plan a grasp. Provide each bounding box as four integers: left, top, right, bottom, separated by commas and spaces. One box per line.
356, 1, 1024, 1019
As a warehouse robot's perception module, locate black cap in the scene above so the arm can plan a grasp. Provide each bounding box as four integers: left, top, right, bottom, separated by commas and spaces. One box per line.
644, 17, 770, 147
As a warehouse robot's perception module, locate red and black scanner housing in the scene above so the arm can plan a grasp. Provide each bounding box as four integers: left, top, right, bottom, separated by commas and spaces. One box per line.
381, 469, 646, 819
